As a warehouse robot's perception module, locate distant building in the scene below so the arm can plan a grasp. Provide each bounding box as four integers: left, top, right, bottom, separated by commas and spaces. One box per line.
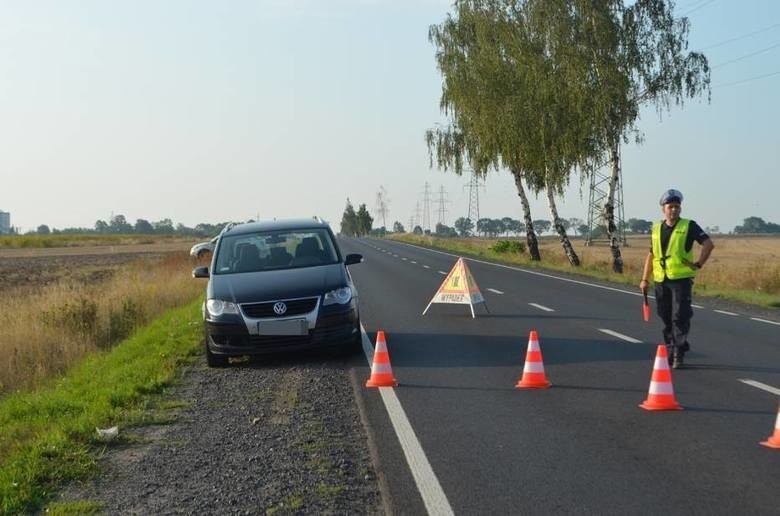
0, 210, 10, 234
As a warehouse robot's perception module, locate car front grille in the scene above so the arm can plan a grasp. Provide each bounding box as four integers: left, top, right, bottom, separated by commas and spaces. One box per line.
240, 297, 318, 318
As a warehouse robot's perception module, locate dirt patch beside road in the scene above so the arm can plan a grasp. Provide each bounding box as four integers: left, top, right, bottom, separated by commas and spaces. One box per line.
0, 242, 197, 293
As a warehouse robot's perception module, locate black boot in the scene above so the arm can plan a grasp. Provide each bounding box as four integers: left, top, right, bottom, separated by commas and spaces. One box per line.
672, 353, 684, 369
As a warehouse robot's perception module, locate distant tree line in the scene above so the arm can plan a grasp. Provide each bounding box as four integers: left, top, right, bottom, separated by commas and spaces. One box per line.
29, 214, 234, 237
733, 217, 780, 234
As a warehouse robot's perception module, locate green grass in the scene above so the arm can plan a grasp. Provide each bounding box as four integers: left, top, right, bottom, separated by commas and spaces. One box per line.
0, 299, 203, 515
44, 500, 103, 515
0, 234, 189, 249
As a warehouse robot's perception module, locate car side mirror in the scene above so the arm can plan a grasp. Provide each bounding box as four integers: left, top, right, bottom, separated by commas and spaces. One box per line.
192, 266, 210, 278
344, 253, 363, 266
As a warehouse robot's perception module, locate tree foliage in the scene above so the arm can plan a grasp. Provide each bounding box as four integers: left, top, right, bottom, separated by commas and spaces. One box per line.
734, 217, 780, 234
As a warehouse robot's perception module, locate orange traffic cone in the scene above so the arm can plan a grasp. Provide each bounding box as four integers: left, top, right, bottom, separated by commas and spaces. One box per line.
759, 403, 780, 449
515, 330, 551, 389
365, 330, 398, 388
639, 345, 683, 411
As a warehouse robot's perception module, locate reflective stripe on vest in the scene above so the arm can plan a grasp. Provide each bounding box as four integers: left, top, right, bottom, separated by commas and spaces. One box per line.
651, 218, 696, 281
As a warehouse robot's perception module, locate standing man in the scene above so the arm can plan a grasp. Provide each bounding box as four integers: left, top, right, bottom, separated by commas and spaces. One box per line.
639, 189, 714, 369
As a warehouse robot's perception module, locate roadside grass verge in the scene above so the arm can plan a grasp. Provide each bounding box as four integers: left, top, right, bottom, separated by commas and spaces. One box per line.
389, 234, 780, 308
0, 253, 203, 395
0, 299, 202, 515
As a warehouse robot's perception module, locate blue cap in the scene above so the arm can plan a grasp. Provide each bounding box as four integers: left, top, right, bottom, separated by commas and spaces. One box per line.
659, 189, 683, 205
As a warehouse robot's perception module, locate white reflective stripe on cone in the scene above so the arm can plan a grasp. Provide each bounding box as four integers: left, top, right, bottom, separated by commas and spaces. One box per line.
523, 362, 546, 373
648, 381, 674, 395
371, 363, 394, 374
654, 357, 670, 370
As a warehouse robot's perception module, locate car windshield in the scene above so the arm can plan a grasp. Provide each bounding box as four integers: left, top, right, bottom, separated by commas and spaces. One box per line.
213, 228, 339, 274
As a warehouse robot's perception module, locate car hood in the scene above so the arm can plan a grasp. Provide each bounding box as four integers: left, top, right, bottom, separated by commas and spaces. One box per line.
208, 263, 347, 303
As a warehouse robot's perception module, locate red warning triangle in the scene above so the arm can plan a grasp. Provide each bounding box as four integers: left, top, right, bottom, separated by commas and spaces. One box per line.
423, 257, 488, 318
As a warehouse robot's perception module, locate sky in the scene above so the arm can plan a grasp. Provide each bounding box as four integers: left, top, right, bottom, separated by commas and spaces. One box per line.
1, 0, 779, 234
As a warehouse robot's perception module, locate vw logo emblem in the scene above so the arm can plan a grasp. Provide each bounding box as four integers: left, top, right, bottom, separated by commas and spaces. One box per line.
273, 302, 287, 315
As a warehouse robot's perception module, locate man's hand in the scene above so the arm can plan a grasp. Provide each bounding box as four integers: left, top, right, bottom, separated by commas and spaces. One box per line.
682, 258, 701, 269
639, 279, 649, 293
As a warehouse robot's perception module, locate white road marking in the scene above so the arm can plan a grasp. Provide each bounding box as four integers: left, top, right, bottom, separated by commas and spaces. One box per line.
487, 288, 504, 294
738, 379, 780, 396
598, 329, 643, 344
411, 261, 417, 264
423, 265, 431, 269
751, 317, 780, 326
387, 240, 778, 330
528, 302, 554, 312
438, 271, 447, 275
714, 309, 739, 316
402, 257, 408, 261
360, 328, 454, 516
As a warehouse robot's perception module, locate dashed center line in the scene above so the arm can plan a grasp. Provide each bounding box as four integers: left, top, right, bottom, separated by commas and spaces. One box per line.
738, 379, 780, 396
402, 257, 408, 261
750, 317, 780, 326
487, 288, 504, 294
692, 304, 704, 309
528, 303, 554, 312
714, 309, 739, 316
411, 261, 417, 264
423, 265, 431, 269
438, 271, 447, 275
598, 329, 643, 344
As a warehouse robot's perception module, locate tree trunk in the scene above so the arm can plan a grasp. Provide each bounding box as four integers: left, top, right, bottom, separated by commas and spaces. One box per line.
546, 180, 580, 267
511, 168, 540, 261
604, 137, 624, 273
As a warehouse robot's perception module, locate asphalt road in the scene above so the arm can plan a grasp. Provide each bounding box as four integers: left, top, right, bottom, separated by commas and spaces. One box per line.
339, 237, 780, 516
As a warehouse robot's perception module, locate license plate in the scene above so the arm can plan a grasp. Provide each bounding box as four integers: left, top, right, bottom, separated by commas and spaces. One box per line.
257, 319, 308, 336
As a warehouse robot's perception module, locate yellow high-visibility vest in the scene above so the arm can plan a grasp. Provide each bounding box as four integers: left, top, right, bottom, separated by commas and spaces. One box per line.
651, 218, 696, 281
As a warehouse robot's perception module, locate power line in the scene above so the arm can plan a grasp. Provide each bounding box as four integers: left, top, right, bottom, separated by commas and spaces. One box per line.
712, 41, 780, 69
697, 22, 780, 51
681, 0, 717, 17
714, 69, 780, 88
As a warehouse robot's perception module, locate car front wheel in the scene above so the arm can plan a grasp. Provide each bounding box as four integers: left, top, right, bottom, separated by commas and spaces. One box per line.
205, 340, 227, 367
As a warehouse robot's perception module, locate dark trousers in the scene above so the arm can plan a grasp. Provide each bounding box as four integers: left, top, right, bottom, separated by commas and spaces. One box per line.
655, 278, 693, 356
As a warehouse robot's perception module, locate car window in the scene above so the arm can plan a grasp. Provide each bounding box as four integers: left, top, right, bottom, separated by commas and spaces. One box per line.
214, 228, 338, 274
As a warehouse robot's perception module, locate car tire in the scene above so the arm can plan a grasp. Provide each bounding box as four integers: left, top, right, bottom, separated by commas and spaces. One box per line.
205, 341, 227, 368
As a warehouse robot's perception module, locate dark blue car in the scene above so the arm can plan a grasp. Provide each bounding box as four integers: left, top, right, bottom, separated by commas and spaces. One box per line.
192, 218, 362, 366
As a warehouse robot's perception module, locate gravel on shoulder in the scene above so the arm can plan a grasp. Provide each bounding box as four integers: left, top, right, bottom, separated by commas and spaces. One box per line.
55, 351, 384, 515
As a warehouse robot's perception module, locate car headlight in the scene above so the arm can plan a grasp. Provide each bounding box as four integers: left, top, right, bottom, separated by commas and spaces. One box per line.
206, 299, 239, 316
323, 286, 353, 306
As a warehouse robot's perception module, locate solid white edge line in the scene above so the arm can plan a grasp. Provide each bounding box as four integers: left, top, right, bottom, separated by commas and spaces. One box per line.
750, 317, 780, 326
528, 302, 554, 312
487, 288, 504, 294
738, 379, 780, 396
394, 240, 648, 298
359, 327, 454, 516
713, 309, 739, 316
387, 240, 779, 328
598, 328, 644, 344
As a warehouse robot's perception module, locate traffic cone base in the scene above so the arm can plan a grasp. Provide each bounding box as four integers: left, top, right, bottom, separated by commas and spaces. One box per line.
365, 330, 398, 388
515, 330, 551, 389
640, 345, 683, 411
759, 405, 780, 449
